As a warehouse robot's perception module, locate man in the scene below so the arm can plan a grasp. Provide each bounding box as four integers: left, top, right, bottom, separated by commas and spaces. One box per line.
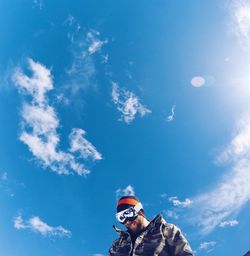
109, 196, 193, 256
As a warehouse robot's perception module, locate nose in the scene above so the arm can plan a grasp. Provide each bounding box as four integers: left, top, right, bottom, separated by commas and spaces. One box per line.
124, 220, 133, 227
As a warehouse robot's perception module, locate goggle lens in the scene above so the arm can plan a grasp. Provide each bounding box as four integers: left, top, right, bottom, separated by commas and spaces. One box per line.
116, 203, 142, 224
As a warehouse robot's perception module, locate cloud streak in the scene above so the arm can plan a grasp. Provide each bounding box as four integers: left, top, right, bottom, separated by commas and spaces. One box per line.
33, 0, 43, 10
65, 29, 108, 95
191, 112, 250, 234
219, 220, 239, 228
0, 172, 7, 181
13, 58, 101, 175
14, 215, 71, 237
166, 104, 176, 122
169, 196, 192, 208
199, 241, 216, 252
163, 210, 179, 219
111, 82, 151, 124
87, 30, 108, 55
231, 0, 250, 49
69, 128, 102, 161
116, 185, 135, 200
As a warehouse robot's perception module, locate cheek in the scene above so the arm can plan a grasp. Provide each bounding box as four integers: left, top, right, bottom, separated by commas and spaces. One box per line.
130, 221, 142, 230
126, 221, 137, 229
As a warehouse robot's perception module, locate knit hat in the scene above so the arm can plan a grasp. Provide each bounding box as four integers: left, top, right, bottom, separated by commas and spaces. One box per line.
116, 196, 142, 213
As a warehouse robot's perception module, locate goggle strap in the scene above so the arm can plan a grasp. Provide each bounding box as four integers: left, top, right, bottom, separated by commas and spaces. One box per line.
133, 202, 143, 213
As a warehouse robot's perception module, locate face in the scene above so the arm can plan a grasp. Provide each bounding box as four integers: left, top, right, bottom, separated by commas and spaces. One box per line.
124, 214, 145, 234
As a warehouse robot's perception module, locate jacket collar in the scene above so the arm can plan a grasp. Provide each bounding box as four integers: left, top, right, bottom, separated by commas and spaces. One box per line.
112, 225, 130, 236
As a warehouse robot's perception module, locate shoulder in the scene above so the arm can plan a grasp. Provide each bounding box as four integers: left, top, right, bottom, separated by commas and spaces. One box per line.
110, 232, 129, 249
110, 236, 121, 248
161, 221, 185, 243
109, 236, 122, 254
160, 217, 194, 255
109, 234, 131, 256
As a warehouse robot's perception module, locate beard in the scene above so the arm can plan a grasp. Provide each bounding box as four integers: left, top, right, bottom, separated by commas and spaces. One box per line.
127, 220, 145, 235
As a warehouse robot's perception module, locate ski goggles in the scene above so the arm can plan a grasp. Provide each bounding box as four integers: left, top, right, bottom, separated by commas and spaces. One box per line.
116, 202, 143, 224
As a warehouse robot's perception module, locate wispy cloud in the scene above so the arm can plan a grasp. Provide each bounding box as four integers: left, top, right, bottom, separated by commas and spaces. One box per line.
13, 58, 53, 105
14, 215, 71, 238
160, 193, 168, 199
166, 104, 176, 122
217, 113, 250, 163
111, 82, 151, 124
33, 0, 43, 10
87, 30, 108, 55
66, 45, 96, 93
191, 112, 250, 234
169, 196, 192, 208
101, 54, 109, 64
163, 210, 179, 219
13, 58, 101, 176
231, 0, 250, 49
0, 172, 8, 181
63, 23, 107, 93
64, 14, 75, 27
65, 29, 107, 95
116, 185, 135, 199
64, 14, 81, 43
0, 171, 24, 197
219, 219, 239, 228
69, 128, 102, 161
0, 171, 12, 197
199, 241, 216, 252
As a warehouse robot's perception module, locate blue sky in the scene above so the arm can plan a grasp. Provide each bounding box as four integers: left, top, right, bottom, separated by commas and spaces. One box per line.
1, 0, 250, 255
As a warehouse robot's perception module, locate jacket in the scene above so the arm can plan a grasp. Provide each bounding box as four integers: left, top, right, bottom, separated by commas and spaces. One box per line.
109, 214, 193, 256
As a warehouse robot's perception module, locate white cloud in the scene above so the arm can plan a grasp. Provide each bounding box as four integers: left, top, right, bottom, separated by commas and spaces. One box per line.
169, 196, 192, 208
116, 185, 135, 199
217, 113, 250, 163
166, 104, 176, 122
33, 0, 43, 10
111, 82, 151, 124
191, 112, 250, 234
164, 210, 179, 219
160, 193, 168, 199
123, 185, 135, 196
69, 128, 102, 161
219, 219, 239, 227
0, 172, 23, 197
101, 54, 109, 64
14, 215, 26, 230
199, 241, 216, 251
64, 15, 81, 43
56, 93, 70, 105
232, 0, 250, 49
190, 76, 205, 87
66, 47, 96, 93
87, 30, 108, 55
14, 215, 71, 237
64, 14, 75, 26
13, 58, 53, 106
65, 30, 107, 93
0, 172, 7, 181
13, 58, 100, 176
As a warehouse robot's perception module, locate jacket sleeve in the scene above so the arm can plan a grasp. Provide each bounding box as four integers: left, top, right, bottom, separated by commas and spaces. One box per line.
163, 223, 194, 256
109, 238, 119, 256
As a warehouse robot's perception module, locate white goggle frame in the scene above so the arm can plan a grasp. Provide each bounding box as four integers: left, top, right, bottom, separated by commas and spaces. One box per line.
116, 202, 143, 223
